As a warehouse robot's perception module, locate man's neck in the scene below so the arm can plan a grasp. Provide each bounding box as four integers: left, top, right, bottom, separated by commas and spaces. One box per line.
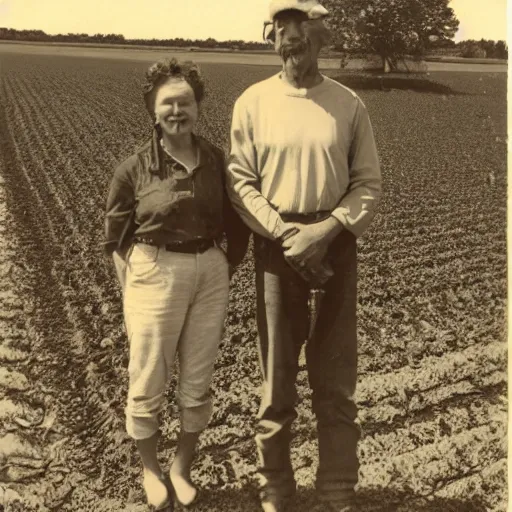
281, 61, 323, 89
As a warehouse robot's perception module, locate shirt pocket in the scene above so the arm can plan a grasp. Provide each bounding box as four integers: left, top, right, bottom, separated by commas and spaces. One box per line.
127, 244, 160, 279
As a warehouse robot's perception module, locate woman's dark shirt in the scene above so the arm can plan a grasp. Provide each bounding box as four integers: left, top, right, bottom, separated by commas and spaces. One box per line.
104, 131, 250, 267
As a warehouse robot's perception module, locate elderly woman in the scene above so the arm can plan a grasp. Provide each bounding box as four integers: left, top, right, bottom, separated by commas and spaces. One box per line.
104, 58, 249, 510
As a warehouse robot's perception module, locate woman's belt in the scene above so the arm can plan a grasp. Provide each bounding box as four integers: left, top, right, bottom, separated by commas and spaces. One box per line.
133, 236, 215, 254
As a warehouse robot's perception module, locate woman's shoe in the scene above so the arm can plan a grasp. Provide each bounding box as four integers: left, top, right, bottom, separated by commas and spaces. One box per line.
169, 470, 198, 507
143, 469, 172, 510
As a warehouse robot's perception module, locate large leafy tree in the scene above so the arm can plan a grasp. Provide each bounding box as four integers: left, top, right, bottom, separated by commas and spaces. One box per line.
323, 0, 459, 71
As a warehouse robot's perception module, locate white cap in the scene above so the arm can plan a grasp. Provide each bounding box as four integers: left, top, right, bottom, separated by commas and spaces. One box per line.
268, 0, 329, 21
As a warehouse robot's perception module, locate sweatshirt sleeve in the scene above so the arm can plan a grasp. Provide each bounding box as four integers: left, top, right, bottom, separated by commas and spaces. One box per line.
103, 156, 137, 257
215, 149, 251, 268
226, 95, 284, 240
331, 97, 382, 238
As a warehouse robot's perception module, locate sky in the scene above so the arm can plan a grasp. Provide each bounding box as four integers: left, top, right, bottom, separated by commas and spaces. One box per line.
0, 0, 508, 43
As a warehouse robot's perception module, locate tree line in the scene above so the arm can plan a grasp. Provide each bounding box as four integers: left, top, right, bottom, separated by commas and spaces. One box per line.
0, 28, 270, 50
2, 27, 506, 56
456, 39, 508, 59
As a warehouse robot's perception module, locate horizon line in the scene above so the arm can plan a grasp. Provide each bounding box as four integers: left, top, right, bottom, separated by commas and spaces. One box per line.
1, 26, 507, 45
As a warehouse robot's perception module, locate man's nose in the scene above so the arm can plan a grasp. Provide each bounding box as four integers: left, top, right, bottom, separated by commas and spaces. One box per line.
171, 102, 180, 115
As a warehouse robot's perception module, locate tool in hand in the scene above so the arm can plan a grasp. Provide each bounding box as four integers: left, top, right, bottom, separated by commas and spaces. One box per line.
279, 226, 334, 341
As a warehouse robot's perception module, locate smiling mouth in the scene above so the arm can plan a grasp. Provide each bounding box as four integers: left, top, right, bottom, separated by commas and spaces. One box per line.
281, 43, 309, 61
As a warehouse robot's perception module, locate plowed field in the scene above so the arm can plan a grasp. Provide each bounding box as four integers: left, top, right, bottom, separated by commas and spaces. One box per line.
0, 48, 507, 512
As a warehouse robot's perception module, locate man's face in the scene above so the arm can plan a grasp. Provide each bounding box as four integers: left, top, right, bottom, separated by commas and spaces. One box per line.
153, 77, 198, 136
273, 9, 329, 68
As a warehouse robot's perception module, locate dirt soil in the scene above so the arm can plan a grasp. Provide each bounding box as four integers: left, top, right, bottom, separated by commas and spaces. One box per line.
0, 49, 507, 512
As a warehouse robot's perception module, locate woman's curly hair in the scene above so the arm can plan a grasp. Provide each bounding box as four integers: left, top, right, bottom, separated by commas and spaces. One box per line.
142, 58, 205, 116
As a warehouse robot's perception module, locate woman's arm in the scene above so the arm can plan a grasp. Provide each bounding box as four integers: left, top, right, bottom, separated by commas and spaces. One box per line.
104, 155, 138, 260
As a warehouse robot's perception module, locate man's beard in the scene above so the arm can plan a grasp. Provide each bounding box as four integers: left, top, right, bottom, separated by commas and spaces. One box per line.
279, 41, 309, 65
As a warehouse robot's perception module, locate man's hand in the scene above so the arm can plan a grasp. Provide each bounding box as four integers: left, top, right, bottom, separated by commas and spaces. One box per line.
275, 222, 300, 243
281, 216, 344, 270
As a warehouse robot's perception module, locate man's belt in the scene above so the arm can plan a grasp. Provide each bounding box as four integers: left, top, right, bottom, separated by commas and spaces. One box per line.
133, 236, 215, 254
280, 211, 331, 224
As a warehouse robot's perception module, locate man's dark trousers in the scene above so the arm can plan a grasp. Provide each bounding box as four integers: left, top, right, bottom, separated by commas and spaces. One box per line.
253, 223, 360, 506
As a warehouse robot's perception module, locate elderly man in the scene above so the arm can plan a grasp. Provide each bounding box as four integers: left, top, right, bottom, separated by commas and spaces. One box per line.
226, 1, 382, 511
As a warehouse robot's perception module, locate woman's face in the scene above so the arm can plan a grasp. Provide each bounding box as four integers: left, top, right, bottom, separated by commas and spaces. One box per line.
153, 77, 199, 136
